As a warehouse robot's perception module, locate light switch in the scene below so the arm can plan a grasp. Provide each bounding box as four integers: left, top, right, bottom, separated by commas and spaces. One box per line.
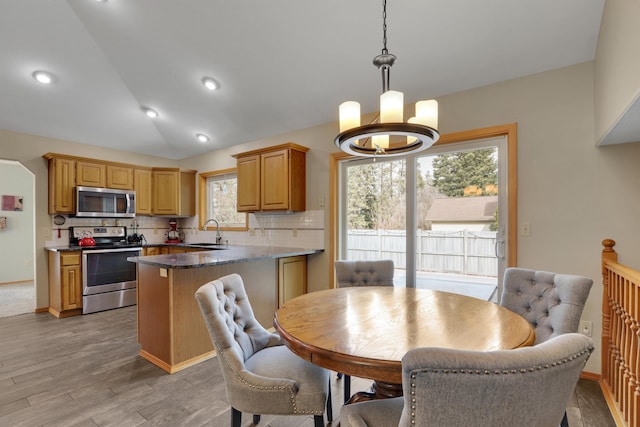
519, 222, 531, 236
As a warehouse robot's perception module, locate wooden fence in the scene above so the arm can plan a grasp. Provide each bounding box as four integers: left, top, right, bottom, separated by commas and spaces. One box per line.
347, 229, 498, 277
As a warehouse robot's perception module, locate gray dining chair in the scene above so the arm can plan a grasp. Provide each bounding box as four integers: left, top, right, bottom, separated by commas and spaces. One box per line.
500, 267, 593, 427
334, 259, 395, 403
195, 273, 332, 427
340, 333, 594, 427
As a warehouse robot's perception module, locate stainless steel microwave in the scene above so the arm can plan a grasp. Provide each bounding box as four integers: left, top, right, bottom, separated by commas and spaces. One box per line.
76, 186, 136, 218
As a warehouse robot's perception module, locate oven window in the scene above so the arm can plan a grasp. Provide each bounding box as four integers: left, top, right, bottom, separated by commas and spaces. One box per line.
85, 251, 137, 287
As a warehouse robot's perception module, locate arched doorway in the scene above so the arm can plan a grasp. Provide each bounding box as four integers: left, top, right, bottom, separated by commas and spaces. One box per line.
0, 159, 36, 317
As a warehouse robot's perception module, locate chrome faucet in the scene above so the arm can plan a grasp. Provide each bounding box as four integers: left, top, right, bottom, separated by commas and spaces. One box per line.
202, 218, 223, 244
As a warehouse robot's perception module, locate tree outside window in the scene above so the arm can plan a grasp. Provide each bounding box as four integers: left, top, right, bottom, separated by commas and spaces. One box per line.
198, 169, 247, 230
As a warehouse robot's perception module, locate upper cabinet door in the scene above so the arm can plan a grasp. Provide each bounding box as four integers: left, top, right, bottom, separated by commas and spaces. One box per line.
261, 149, 289, 211
107, 165, 134, 190
236, 154, 261, 212
48, 157, 76, 214
134, 168, 153, 215
76, 161, 106, 187
152, 169, 179, 215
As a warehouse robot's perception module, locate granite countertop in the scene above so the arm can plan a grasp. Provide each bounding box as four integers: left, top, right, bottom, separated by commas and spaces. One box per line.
127, 245, 323, 269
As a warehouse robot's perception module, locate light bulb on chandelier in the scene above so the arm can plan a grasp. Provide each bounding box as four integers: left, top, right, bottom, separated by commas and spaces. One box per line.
335, 0, 439, 157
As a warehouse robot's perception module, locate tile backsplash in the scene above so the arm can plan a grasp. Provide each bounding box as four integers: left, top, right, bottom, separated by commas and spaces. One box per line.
180, 210, 325, 249
45, 210, 325, 249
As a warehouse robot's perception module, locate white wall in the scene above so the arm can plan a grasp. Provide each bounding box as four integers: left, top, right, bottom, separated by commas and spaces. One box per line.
594, 0, 640, 144
0, 161, 34, 283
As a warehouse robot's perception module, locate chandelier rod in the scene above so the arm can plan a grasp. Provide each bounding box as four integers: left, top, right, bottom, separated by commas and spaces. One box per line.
382, 0, 388, 55
375, 0, 395, 94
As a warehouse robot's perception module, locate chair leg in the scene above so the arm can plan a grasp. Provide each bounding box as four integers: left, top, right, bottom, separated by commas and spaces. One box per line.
560, 411, 569, 427
344, 374, 351, 404
231, 407, 241, 427
313, 414, 324, 427
326, 379, 333, 422
337, 372, 343, 379
253, 414, 261, 424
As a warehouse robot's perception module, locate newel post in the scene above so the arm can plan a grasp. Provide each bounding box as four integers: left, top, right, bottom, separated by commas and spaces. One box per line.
601, 239, 617, 385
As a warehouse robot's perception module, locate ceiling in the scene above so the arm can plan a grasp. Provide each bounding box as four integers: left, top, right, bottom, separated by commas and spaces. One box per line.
0, 0, 605, 160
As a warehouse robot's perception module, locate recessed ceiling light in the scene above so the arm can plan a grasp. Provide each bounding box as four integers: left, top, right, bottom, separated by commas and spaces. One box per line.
32, 70, 54, 84
142, 107, 158, 118
196, 133, 209, 143
202, 77, 218, 91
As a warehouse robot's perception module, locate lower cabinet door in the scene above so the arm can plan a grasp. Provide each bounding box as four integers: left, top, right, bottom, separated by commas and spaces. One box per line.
278, 256, 307, 307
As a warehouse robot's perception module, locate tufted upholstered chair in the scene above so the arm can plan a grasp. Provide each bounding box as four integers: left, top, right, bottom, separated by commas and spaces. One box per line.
500, 267, 593, 427
500, 267, 593, 345
334, 259, 395, 288
195, 273, 332, 427
334, 259, 394, 402
340, 333, 594, 427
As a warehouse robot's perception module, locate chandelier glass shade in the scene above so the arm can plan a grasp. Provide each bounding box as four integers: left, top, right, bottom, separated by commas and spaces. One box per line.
336, 0, 440, 157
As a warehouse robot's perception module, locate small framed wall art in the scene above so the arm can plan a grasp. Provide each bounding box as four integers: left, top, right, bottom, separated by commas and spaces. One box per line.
2, 195, 23, 211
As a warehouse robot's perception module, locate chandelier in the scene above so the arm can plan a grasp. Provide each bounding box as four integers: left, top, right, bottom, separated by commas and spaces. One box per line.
336, 0, 440, 157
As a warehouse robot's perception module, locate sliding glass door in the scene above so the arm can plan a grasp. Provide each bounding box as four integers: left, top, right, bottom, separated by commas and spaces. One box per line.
338, 135, 509, 301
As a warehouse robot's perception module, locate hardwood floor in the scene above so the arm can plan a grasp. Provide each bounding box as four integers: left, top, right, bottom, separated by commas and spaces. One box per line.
0, 306, 616, 426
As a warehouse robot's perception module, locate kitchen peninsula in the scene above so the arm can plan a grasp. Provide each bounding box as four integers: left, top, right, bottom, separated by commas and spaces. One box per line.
128, 245, 321, 373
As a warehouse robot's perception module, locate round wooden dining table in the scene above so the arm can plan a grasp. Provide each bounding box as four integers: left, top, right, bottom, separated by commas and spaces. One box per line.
273, 286, 535, 401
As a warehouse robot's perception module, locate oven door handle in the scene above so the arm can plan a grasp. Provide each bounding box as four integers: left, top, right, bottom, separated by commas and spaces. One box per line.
81, 247, 142, 254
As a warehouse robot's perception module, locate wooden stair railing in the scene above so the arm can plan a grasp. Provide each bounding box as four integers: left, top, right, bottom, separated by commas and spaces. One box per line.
601, 239, 640, 427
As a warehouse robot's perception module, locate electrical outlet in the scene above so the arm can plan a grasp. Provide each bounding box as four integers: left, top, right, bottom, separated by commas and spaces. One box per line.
293, 228, 298, 237
43, 227, 52, 239
579, 320, 592, 337
153, 227, 158, 235
249, 228, 255, 236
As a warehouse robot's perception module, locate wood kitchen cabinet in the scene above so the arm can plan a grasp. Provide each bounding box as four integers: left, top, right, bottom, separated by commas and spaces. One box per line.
48, 251, 83, 318
144, 247, 160, 256
278, 255, 307, 307
107, 165, 134, 190
144, 246, 170, 256
236, 154, 261, 211
45, 156, 76, 214
43, 153, 198, 217
233, 143, 308, 212
152, 168, 196, 216
76, 160, 106, 187
134, 167, 153, 215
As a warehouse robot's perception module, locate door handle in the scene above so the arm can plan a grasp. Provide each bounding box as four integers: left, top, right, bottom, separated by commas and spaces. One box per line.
494, 239, 505, 259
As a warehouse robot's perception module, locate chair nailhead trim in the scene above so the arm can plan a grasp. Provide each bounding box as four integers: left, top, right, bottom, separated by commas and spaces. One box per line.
406, 346, 594, 425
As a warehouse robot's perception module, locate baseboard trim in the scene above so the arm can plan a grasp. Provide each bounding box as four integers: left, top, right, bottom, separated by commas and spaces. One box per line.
0, 280, 33, 286
581, 371, 600, 381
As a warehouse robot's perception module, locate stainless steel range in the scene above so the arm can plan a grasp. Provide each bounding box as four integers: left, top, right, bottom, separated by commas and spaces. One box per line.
70, 226, 141, 314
